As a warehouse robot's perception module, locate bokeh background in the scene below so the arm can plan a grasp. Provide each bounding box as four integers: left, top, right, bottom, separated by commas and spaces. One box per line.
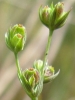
0, 0, 75, 100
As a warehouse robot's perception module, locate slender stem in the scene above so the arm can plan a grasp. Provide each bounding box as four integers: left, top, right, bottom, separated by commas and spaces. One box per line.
14, 53, 38, 100
14, 53, 21, 75
43, 29, 53, 68
31, 97, 38, 100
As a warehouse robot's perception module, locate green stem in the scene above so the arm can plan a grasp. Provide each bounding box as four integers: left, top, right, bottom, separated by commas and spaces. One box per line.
14, 53, 33, 99
31, 97, 38, 100
43, 29, 53, 68
14, 53, 21, 75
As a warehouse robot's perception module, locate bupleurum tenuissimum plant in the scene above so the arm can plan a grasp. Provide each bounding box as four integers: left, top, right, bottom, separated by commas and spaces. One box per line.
5, 2, 71, 100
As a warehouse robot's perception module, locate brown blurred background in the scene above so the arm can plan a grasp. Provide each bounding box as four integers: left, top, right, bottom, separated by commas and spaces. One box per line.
0, 0, 75, 100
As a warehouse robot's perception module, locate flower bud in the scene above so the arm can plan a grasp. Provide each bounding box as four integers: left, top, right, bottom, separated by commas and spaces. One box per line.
23, 68, 39, 88
5, 24, 26, 53
39, 2, 71, 30
44, 66, 60, 83
54, 2, 71, 29
39, 5, 51, 28
55, 2, 64, 18
21, 68, 43, 98
33, 60, 43, 75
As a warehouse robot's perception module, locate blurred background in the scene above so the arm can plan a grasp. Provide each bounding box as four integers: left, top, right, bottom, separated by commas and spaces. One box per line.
0, 0, 75, 100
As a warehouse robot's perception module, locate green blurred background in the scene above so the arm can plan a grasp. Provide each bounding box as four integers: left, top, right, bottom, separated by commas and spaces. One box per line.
0, 0, 75, 100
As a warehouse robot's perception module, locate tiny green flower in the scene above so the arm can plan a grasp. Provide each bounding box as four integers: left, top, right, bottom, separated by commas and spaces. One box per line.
23, 68, 39, 89
44, 66, 60, 83
5, 24, 26, 53
55, 2, 64, 18
39, 2, 71, 30
39, 5, 51, 28
33, 60, 43, 75
19, 68, 43, 98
